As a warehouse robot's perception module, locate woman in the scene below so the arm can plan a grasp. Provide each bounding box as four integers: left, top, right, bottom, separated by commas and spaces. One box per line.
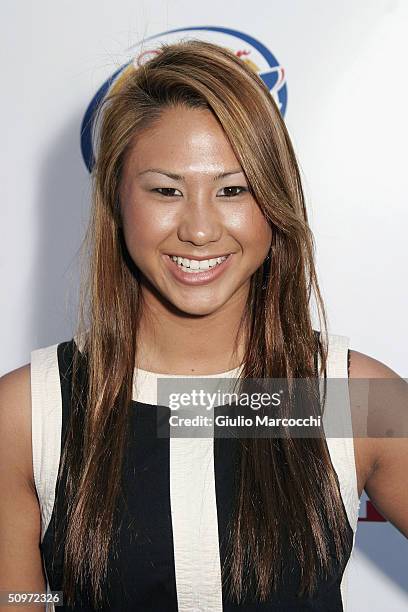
0, 39, 407, 611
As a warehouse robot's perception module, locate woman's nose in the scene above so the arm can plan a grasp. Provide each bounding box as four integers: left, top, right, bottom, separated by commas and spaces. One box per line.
176, 196, 223, 245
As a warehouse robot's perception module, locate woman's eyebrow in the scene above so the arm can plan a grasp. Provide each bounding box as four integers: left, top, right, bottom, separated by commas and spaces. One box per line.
137, 168, 244, 181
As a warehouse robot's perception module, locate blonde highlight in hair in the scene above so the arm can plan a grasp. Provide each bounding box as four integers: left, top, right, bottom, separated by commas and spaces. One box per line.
54, 39, 351, 607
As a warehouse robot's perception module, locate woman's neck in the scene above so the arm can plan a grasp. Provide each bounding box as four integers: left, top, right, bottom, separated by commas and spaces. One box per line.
135, 292, 248, 376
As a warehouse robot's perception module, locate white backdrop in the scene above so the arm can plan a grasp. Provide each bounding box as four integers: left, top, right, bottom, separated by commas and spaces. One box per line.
1, 1, 407, 609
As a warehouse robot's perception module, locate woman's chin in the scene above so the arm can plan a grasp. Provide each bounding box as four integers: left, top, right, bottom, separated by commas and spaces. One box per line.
166, 290, 231, 317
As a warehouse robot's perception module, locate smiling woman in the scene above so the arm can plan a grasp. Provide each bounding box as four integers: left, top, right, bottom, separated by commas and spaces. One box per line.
118, 104, 271, 327
0, 38, 407, 612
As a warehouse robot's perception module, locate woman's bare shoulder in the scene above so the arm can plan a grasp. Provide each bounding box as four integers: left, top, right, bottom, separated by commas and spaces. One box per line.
0, 364, 46, 592
348, 349, 408, 537
0, 363, 34, 491
348, 349, 400, 377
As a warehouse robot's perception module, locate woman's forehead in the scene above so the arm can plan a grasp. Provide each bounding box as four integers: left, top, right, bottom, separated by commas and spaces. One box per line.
123, 107, 240, 174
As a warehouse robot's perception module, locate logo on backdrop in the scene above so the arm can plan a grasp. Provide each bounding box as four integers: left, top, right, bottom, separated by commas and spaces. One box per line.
80, 26, 287, 172
358, 492, 387, 523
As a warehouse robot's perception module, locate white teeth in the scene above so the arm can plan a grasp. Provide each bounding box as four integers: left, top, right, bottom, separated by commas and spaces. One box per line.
170, 255, 228, 273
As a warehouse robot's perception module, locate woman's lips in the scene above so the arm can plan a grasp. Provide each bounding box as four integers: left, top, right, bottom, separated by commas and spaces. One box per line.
162, 254, 234, 286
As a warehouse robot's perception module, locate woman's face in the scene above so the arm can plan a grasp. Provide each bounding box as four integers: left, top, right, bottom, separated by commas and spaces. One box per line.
119, 105, 272, 316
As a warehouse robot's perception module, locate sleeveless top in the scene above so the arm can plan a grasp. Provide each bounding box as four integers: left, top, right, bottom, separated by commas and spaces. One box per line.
30, 332, 361, 611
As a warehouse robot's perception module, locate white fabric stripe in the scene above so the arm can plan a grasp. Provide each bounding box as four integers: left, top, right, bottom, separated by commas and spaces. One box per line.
30, 343, 63, 541
170, 426, 223, 612
318, 332, 361, 612
31, 342, 63, 612
318, 333, 360, 529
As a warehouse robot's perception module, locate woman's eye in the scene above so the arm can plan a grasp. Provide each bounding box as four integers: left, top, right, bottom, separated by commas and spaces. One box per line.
152, 188, 181, 197
218, 186, 248, 197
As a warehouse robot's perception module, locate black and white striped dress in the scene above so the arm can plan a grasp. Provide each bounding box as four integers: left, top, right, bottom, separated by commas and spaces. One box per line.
30, 332, 361, 611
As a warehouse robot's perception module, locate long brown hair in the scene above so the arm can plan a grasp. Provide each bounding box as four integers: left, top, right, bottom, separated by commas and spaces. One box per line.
55, 39, 350, 607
